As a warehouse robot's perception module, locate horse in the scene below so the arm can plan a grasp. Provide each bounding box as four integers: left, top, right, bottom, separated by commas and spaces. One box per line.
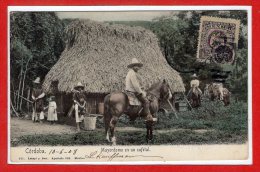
187, 86, 201, 108
206, 83, 231, 106
103, 79, 172, 145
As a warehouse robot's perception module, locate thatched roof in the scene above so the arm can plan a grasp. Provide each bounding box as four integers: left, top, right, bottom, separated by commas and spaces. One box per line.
43, 20, 185, 93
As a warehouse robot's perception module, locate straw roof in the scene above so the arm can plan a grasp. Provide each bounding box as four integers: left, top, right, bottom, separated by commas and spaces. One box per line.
43, 20, 185, 93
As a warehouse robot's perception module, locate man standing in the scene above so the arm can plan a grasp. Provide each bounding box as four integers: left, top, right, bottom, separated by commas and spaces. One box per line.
73, 82, 87, 132
125, 58, 152, 121
31, 77, 45, 123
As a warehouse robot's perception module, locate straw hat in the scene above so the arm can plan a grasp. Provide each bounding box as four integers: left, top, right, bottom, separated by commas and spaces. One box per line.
33, 77, 41, 84
74, 82, 85, 90
192, 73, 198, 78
48, 95, 55, 102
127, 58, 143, 68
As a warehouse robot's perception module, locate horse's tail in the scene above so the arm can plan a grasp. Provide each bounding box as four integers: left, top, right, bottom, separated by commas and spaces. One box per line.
104, 94, 112, 134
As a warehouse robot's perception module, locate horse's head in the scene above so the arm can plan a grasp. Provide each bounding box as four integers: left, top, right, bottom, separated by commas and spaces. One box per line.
159, 79, 172, 100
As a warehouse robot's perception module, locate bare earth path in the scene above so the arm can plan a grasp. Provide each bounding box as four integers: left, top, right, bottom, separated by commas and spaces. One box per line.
11, 118, 213, 139
11, 118, 77, 138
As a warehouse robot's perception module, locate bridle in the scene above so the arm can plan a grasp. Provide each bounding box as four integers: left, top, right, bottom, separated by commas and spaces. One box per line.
160, 85, 172, 100
147, 86, 171, 102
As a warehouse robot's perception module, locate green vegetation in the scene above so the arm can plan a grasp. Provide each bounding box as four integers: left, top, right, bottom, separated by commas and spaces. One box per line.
111, 11, 248, 101
10, 12, 65, 112
11, 100, 248, 146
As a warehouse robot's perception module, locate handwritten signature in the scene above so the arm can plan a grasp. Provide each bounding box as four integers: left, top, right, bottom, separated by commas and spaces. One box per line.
85, 150, 165, 161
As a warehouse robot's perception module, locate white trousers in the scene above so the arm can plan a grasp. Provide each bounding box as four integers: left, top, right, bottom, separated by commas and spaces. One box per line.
75, 104, 84, 123
32, 109, 44, 121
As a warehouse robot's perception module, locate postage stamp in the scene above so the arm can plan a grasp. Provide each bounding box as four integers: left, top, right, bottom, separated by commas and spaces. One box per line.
8, 6, 251, 164
196, 16, 241, 64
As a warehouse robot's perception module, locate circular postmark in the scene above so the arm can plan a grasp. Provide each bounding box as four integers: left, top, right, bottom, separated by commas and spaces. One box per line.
206, 29, 235, 64
212, 44, 235, 64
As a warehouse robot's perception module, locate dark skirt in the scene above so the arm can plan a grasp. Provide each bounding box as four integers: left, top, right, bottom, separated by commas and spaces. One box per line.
33, 99, 44, 113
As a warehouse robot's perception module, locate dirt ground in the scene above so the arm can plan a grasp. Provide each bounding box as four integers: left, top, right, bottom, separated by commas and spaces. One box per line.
10, 117, 212, 139
11, 118, 77, 138
10, 118, 215, 138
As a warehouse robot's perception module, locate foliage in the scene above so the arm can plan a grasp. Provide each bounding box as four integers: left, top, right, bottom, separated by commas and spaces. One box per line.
113, 10, 248, 101
10, 12, 65, 83
116, 99, 247, 133
10, 12, 66, 111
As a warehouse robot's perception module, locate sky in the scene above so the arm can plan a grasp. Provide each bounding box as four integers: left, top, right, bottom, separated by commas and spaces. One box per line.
56, 11, 173, 21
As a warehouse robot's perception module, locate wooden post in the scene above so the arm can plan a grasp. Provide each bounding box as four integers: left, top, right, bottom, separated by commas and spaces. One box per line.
60, 94, 64, 114
27, 88, 30, 113
11, 101, 19, 117
182, 92, 193, 110
167, 99, 178, 119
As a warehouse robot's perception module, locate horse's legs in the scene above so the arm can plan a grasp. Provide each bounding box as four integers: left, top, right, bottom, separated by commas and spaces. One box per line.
105, 116, 112, 142
146, 121, 154, 143
109, 116, 119, 145
198, 95, 201, 106
104, 110, 111, 142
223, 95, 230, 106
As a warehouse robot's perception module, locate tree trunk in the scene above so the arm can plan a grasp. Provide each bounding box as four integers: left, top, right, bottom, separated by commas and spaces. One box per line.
19, 58, 31, 111
16, 58, 24, 110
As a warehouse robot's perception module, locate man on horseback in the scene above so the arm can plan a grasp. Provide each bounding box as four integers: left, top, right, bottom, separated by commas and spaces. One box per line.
187, 74, 202, 107
187, 73, 203, 97
104, 59, 172, 145
125, 58, 152, 121
212, 73, 224, 101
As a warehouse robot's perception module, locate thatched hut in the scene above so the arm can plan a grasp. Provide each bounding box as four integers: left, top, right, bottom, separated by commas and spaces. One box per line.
43, 19, 185, 115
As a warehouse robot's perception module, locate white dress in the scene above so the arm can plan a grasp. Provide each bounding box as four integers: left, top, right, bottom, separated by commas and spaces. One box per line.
47, 101, 58, 121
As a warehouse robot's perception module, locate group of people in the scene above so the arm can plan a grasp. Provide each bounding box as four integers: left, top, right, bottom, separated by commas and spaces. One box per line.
30, 58, 226, 130
31, 77, 87, 130
30, 58, 153, 128
31, 77, 58, 124
187, 73, 225, 102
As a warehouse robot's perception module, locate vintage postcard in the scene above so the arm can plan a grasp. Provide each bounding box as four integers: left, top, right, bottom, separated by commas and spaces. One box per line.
8, 6, 252, 164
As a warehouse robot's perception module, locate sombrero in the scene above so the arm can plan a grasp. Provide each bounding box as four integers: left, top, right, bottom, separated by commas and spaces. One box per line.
192, 73, 198, 78
127, 58, 143, 68
33, 77, 41, 84
74, 82, 85, 90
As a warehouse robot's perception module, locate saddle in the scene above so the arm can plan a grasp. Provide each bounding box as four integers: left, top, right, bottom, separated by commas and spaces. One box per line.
124, 91, 141, 106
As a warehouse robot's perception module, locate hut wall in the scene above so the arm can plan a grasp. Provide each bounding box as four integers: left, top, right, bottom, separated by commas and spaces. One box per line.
54, 93, 64, 114
56, 92, 107, 116
85, 93, 107, 114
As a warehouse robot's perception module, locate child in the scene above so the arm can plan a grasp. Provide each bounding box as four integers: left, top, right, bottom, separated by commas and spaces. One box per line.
47, 96, 58, 124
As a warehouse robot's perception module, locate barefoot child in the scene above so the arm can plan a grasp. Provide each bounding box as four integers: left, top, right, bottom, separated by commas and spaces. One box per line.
47, 96, 58, 124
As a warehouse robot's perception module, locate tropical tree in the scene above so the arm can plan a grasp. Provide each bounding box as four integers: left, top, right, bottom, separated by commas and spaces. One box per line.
10, 12, 65, 113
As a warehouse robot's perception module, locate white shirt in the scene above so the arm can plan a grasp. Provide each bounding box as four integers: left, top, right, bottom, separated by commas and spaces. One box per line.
125, 69, 143, 93
190, 79, 200, 87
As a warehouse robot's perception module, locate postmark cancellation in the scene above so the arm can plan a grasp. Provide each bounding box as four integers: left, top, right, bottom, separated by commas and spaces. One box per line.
196, 16, 240, 64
